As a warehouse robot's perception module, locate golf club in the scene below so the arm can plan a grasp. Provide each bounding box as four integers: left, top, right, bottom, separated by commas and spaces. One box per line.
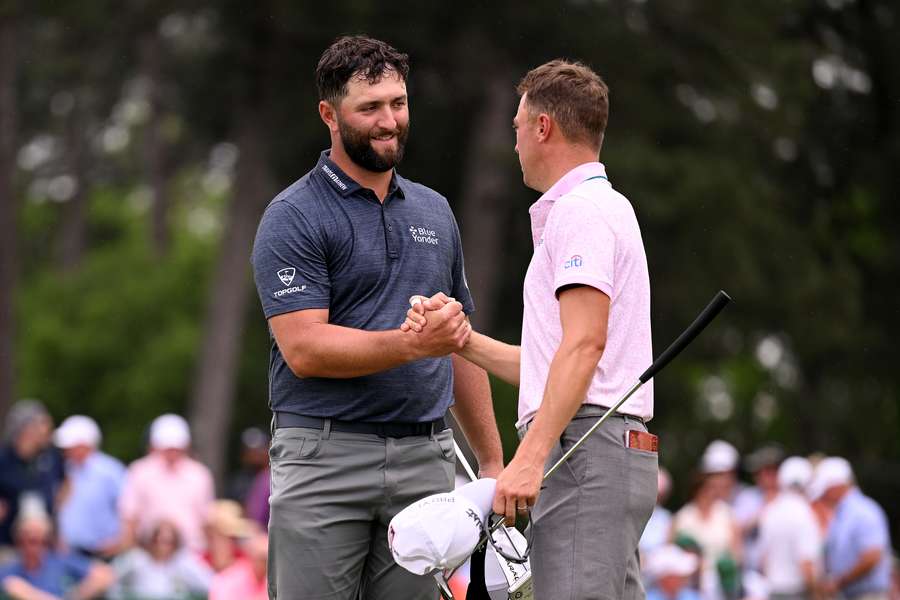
478, 290, 731, 564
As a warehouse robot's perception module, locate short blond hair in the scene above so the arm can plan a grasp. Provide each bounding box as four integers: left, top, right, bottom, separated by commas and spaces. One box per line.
517, 60, 609, 149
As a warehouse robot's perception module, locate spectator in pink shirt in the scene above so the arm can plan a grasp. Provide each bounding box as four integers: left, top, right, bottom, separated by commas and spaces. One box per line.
118, 414, 215, 552
405, 59, 656, 599
208, 532, 268, 600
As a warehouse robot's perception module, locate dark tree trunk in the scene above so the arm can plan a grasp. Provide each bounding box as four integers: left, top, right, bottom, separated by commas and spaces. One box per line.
140, 31, 170, 257
456, 75, 515, 334
56, 94, 89, 272
0, 13, 19, 420
187, 111, 275, 488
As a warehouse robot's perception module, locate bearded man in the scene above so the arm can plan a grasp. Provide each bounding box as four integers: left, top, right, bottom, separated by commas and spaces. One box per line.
250, 35, 502, 600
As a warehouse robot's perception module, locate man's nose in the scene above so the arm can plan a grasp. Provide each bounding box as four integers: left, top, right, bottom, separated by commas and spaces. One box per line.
376, 106, 397, 130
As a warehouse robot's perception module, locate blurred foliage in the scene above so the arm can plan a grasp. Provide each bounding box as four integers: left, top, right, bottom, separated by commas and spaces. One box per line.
5, 0, 899, 535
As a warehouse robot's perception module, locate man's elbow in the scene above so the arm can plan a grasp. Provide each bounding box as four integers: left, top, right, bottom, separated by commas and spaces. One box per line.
565, 336, 606, 362
283, 348, 318, 379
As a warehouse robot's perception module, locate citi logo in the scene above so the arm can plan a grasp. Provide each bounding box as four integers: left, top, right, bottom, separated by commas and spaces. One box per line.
564, 255, 583, 269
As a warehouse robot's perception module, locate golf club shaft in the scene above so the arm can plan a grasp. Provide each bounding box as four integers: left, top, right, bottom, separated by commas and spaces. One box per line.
543, 380, 642, 479
454, 439, 478, 481
543, 290, 732, 480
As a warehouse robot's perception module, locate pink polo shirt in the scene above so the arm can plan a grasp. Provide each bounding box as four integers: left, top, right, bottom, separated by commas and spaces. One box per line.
119, 452, 215, 552
518, 162, 653, 427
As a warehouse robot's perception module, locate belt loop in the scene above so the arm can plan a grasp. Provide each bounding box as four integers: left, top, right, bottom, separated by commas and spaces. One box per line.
429, 420, 436, 440
269, 413, 276, 438
322, 418, 332, 440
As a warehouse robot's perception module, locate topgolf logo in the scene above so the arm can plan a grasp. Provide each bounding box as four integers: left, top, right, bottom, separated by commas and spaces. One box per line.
277, 267, 295, 286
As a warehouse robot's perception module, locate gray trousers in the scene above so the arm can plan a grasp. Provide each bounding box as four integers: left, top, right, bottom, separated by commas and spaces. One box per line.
267, 423, 456, 600
521, 406, 657, 600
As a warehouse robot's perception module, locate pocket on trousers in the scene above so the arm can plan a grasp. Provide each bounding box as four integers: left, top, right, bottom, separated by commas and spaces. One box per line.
434, 429, 456, 462
269, 430, 322, 462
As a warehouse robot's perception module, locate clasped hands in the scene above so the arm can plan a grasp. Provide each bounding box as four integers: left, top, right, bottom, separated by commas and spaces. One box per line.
400, 292, 471, 356
401, 291, 542, 525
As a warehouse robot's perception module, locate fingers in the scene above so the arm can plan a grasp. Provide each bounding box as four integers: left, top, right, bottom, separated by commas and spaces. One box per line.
423, 292, 454, 311
438, 300, 463, 316
493, 492, 517, 527
404, 307, 427, 332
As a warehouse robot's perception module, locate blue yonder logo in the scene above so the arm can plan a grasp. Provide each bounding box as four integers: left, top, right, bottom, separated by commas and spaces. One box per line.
564, 255, 583, 269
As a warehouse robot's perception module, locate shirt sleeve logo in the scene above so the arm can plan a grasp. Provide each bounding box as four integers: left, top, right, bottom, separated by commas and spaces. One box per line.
277, 267, 296, 286
563, 255, 583, 269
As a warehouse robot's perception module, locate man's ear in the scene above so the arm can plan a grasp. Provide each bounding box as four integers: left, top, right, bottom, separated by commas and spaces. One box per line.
536, 113, 552, 142
319, 100, 339, 134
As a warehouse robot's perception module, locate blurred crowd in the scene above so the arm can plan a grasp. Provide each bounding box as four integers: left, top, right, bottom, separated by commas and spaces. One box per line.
2, 397, 898, 600
639, 440, 899, 600
0, 400, 270, 600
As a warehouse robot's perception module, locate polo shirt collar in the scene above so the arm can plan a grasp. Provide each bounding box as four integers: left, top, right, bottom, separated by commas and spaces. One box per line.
528, 162, 608, 246
315, 151, 406, 200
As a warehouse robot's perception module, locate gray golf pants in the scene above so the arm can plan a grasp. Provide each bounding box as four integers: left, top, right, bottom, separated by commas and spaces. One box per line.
521, 406, 658, 600
268, 423, 456, 600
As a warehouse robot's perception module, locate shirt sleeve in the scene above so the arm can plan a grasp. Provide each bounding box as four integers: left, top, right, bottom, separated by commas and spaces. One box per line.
543, 194, 615, 299
61, 553, 93, 584
852, 502, 889, 551
252, 201, 331, 319
448, 213, 476, 315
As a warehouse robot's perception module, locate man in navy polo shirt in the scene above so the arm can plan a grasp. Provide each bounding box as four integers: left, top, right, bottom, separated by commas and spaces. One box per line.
251, 35, 503, 600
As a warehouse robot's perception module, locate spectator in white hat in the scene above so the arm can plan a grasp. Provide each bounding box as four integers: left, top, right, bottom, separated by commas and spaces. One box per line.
758, 456, 821, 600
645, 544, 702, 600
118, 414, 214, 552
699, 439, 742, 504
810, 457, 892, 600
671, 454, 742, 598
54, 415, 126, 558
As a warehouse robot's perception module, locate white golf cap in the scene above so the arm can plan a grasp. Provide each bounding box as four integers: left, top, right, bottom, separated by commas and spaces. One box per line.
646, 544, 699, 579
53, 415, 101, 448
389, 478, 496, 575
807, 456, 853, 500
777, 456, 813, 490
149, 413, 191, 450
700, 439, 739, 473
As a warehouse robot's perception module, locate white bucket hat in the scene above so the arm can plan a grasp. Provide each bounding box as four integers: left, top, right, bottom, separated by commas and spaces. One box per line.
389, 478, 496, 575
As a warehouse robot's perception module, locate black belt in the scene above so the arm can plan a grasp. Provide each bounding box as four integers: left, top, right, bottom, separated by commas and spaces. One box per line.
274, 412, 446, 438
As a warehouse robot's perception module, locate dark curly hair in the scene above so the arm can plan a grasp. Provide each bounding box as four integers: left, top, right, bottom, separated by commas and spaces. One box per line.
316, 35, 410, 104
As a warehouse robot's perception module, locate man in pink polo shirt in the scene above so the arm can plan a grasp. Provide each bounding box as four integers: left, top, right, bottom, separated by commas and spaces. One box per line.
404, 60, 657, 599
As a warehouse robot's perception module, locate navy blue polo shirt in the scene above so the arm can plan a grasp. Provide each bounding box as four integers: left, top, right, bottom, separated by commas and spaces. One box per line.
251, 151, 475, 422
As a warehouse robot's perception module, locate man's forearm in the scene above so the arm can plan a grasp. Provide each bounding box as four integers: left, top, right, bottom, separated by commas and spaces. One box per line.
836, 548, 882, 589
284, 323, 419, 378
514, 340, 602, 465
459, 332, 520, 386
449, 354, 504, 476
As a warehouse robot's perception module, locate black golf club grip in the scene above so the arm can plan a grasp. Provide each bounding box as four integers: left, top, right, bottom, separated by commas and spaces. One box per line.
638, 290, 732, 383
